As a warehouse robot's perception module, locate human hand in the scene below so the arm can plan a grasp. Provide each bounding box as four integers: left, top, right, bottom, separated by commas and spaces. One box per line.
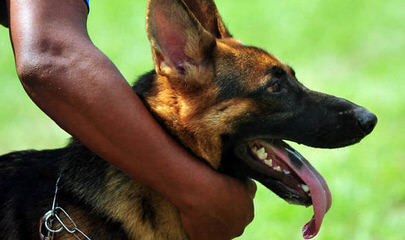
179, 176, 256, 240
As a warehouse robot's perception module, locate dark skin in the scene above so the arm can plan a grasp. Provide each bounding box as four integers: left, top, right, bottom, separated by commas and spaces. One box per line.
4, 0, 256, 239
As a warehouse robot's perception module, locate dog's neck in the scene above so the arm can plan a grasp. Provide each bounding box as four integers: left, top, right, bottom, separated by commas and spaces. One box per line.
134, 70, 225, 169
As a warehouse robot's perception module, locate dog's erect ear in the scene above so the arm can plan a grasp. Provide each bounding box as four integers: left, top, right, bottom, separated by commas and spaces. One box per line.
147, 0, 216, 76
184, 0, 232, 38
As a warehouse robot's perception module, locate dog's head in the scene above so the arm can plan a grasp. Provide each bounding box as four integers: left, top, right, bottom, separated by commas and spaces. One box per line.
141, 0, 377, 238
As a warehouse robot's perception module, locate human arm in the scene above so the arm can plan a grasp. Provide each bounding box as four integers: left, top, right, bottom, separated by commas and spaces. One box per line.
4, 0, 255, 239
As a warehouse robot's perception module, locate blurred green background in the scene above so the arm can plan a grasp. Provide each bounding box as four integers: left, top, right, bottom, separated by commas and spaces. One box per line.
0, 0, 404, 239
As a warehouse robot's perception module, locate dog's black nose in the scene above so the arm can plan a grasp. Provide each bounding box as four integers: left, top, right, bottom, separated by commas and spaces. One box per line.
355, 108, 377, 134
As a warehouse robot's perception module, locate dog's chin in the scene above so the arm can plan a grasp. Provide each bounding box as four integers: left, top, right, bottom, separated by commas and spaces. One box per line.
233, 139, 332, 239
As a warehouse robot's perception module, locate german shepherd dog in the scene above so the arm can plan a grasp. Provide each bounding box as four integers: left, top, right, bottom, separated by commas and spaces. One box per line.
0, 0, 377, 239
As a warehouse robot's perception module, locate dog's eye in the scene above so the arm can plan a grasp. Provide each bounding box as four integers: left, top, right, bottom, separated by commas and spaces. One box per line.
267, 82, 281, 93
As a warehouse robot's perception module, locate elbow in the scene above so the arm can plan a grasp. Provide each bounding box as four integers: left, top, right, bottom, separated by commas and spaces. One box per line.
16, 52, 70, 92
16, 58, 51, 89
14, 35, 82, 92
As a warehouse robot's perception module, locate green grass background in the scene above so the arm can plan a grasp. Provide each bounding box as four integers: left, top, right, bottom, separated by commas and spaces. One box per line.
0, 0, 404, 239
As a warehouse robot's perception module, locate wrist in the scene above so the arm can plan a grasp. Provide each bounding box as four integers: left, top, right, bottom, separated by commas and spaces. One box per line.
148, 148, 221, 211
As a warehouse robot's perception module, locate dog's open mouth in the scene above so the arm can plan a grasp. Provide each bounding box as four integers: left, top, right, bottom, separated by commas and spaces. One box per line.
235, 139, 332, 239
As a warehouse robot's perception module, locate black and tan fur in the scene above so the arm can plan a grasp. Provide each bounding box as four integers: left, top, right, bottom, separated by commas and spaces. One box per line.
0, 0, 376, 239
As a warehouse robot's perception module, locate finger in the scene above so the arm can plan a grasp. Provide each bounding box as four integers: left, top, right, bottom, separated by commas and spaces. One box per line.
245, 179, 257, 199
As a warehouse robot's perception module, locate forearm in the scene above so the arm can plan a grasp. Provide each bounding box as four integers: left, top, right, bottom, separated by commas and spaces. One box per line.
7, 0, 213, 209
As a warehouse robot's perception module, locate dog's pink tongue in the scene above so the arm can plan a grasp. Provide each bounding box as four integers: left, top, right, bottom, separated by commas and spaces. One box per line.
270, 145, 332, 239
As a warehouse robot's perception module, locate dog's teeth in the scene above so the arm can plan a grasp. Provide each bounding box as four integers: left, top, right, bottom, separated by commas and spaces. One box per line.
257, 147, 265, 154
283, 170, 290, 175
264, 159, 273, 167
251, 146, 258, 152
301, 184, 310, 193
257, 147, 268, 160
274, 166, 282, 172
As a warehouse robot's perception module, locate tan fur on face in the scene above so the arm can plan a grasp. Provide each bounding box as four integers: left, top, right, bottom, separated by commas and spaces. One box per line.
148, 89, 257, 169
145, 41, 266, 169
215, 40, 285, 93
144, 37, 292, 169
